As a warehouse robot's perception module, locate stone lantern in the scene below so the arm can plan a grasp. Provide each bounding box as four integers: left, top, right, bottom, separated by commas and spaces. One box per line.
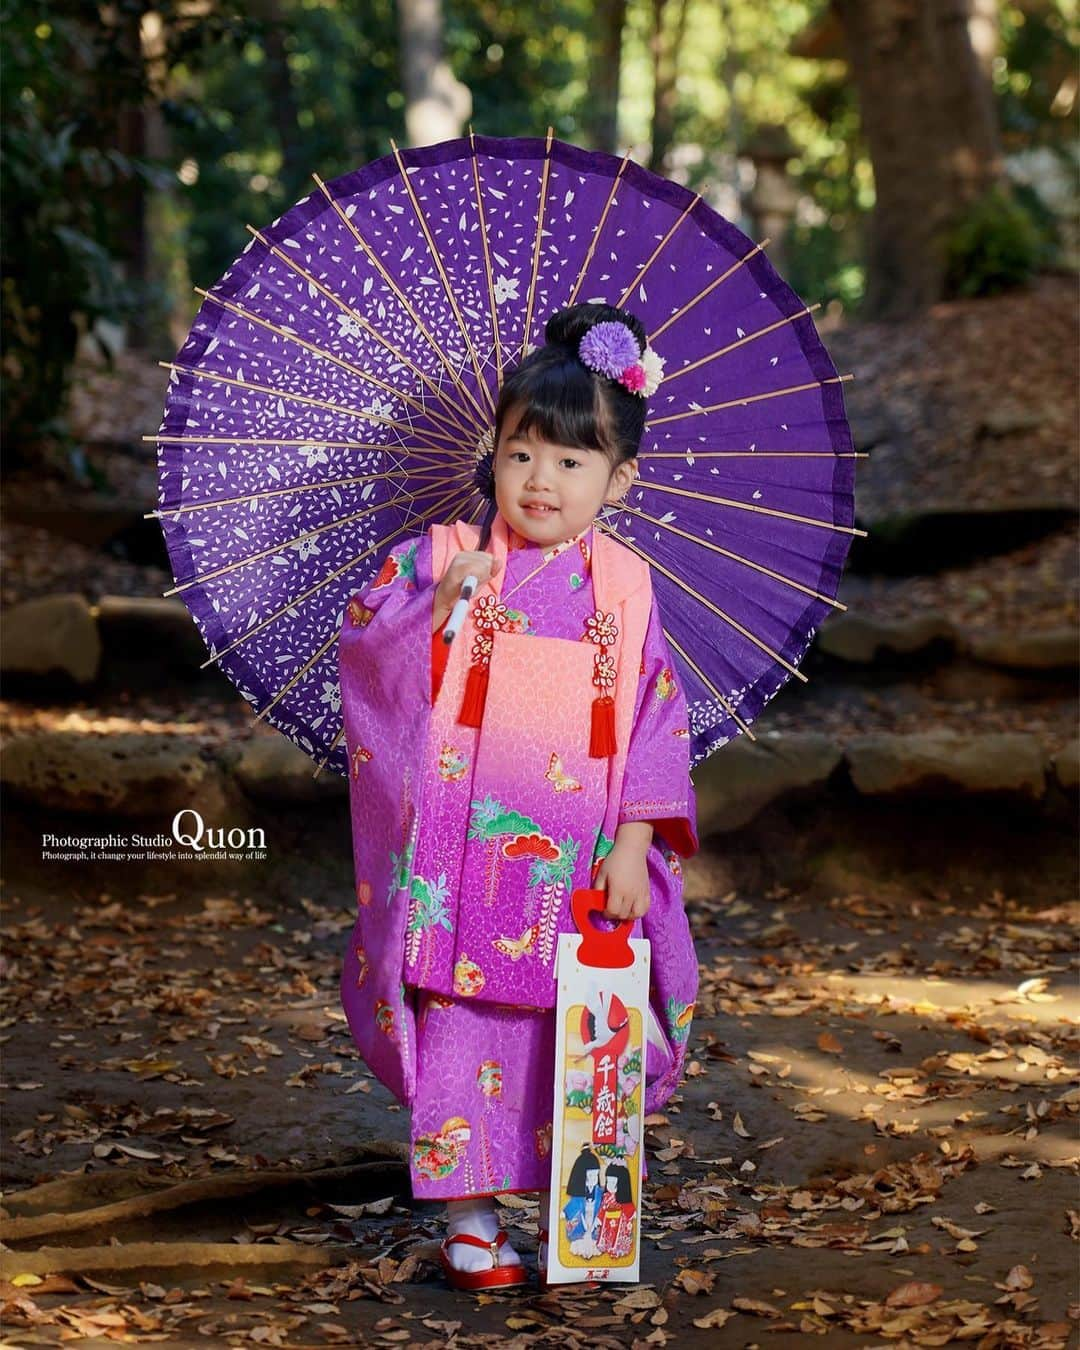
742, 125, 799, 274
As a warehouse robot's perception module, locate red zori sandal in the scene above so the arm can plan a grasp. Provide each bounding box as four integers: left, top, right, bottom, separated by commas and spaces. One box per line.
439, 1229, 528, 1292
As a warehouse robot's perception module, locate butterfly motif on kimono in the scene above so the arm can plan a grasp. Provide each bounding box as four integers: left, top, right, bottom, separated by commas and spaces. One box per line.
534, 1121, 553, 1159
492, 923, 540, 961
347, 597, 375, 627
545, 751, 583, 793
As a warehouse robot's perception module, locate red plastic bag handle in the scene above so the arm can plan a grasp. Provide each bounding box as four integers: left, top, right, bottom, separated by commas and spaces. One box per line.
570, 887, 634, 969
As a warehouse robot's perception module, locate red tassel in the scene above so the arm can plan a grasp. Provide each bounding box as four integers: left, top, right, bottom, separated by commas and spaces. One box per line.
589, 694, 616, 757
458, 662, 489, 727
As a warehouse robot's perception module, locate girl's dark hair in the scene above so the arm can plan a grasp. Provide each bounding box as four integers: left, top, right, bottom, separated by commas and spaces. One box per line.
494, 302, 648, 469
566, 1145, 602, 1196
604, 1161, 633, 1204
472, 302, 647, 542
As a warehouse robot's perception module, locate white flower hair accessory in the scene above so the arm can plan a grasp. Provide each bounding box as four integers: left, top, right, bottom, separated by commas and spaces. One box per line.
638, 345, 665, 398
473, 425, 495, 462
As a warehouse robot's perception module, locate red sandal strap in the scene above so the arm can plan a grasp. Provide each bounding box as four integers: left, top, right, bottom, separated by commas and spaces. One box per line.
444, 1229, 507, 1251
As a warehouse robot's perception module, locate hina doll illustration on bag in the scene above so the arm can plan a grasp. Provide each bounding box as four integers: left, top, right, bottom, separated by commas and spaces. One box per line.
597, 1162, 637, 1259
338, 302, 700, 1290
562, 1146, 604, 1256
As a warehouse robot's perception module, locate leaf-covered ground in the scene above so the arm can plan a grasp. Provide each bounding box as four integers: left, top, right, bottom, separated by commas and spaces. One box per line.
2, 856, 1076, 1347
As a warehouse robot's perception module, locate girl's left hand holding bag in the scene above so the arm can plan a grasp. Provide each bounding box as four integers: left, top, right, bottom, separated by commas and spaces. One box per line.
593, 820, 653, 920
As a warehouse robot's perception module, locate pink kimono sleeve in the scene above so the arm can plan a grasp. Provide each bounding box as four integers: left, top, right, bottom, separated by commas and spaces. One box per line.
337, 530, 436, 731
337, 530, 435, 1108
617, 591, 699, 858
343, 532, 433, 621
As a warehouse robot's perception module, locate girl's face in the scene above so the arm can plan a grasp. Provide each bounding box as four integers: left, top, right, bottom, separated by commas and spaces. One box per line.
494, 403, 636, 546
605, 1174, 618, 1194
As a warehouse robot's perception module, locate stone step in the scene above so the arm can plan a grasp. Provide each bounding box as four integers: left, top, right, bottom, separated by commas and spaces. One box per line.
3, 725, 1074, 835
815, 610, 1078, 673
848, 503, 1076, 577
3, 492, 168, 567
692, 730, 1077, 833
4, 594, 1074, 705
0, 593, 224, 694
2, 728, 236, 820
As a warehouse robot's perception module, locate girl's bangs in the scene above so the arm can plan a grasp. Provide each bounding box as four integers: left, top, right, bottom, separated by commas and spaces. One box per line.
501, 362, 607, 454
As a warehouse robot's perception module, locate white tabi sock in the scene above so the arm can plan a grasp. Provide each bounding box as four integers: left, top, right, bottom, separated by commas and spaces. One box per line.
444, 1197, 522, 1273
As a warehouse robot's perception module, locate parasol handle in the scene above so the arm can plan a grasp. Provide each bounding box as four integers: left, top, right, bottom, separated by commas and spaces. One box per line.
442, 573, 479, 645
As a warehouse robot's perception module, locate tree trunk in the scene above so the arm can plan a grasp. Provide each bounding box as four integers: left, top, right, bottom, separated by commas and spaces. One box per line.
142, 5, 188, 359
583, 0, 627, 153
113, 6, 149, 349
247, 0, 305, 190
831, 0, 1006, 319
717, 0, 744, 224
396, 0, 471, 147
967, 0, 1000, 82
647, 0, 691, 177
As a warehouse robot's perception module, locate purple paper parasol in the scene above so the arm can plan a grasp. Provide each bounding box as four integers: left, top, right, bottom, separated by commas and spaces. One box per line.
151, 129, 863, 777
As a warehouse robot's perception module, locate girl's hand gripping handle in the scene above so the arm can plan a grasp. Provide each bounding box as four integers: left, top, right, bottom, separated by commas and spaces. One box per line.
442, 574, 478, 644
432, 549, 503, 639
570, 888, 635, 969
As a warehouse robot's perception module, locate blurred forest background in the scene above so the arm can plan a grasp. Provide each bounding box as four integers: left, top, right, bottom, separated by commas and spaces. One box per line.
1, 0, 1076, 468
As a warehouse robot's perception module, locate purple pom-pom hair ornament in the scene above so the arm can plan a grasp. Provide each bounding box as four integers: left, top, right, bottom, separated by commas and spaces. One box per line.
577, 320, 665, 398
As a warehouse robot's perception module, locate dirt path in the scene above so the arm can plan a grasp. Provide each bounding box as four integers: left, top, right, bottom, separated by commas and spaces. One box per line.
2, 850, 1075, 1347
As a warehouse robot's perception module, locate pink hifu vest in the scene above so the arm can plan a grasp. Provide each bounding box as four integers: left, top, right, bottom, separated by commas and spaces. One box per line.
429, 510, 653, 787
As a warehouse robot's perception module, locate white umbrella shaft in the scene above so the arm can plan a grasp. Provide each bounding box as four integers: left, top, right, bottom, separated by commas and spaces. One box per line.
442, 573, 478, 644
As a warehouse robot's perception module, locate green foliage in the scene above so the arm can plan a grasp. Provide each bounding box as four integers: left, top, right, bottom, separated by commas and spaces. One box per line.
2, 9, 133, 460
173, 1, 400, 307
0, 0, 249, 465
995, 1, 1078, 147
448, 0, 593, 138
782, 221, 865, 312
943, 184, 1045, 299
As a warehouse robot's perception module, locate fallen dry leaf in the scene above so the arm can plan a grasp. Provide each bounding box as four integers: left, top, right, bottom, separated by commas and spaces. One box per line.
884, 1281, 944, 1308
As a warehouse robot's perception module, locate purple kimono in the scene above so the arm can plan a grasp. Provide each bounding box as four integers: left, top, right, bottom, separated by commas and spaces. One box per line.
339, 513, 698, 1198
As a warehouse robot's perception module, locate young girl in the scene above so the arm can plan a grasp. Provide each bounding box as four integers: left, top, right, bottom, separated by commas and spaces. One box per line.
338, 302, 699, 1290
